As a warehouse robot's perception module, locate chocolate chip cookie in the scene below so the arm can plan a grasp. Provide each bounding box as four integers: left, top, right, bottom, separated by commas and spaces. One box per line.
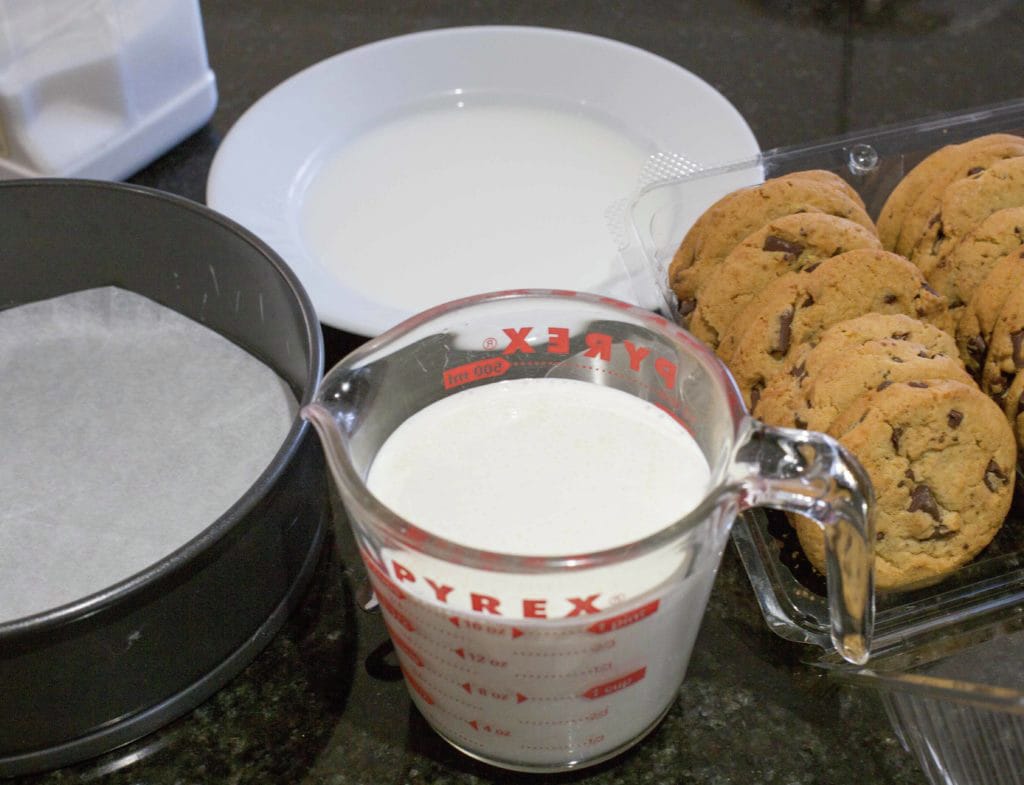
980, 277, 1024, 400
796, 379, 1015, 590
754, 313, 960, 429
896, 137, 1024, 265
927, 205, 1024, 314
688, 212, 881, 351
908, 155, 1024, 277
720, 249, 949, 408
668, 172, 876, 319
955, 247, 1024, 377
754, 328, 969, 432
878, 134, 1024, 253
999, 368, 1024, 454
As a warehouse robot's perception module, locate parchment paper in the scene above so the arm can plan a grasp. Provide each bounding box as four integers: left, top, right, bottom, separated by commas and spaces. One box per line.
0, 286, 298, 622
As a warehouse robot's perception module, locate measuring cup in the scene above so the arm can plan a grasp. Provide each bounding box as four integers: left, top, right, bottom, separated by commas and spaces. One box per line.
302, 289, 874, 773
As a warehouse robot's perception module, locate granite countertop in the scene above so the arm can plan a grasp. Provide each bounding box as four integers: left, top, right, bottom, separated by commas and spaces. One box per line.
12, 1, 1024, 783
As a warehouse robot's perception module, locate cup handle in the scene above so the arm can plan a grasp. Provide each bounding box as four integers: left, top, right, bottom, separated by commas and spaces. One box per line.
733, 417, 875, 664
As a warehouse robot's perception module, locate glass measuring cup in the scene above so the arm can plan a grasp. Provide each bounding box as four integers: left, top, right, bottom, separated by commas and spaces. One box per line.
302, 289, 874, 773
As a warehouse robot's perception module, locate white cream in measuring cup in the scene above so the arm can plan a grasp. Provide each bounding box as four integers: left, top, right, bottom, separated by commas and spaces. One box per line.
364, 378, 713, 769
303, 290, 875, 773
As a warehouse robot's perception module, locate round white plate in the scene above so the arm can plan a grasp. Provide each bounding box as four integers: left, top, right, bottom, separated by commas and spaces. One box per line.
207, 26, 759, 336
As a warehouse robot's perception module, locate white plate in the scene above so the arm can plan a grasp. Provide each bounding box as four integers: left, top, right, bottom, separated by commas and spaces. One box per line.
207, 26, 759, 336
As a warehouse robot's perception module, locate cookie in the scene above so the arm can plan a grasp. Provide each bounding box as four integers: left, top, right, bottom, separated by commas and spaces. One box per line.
688, 212, 881, 351
796, 379, 1015, 590
781, 312, 960, 360
668, 172, 876, 318
782, 169, 867, 209
755, 333, 970, 433
955, 247, 1024, 376
896, 137, 1024, 263
927, 205, 1024, 311
999, 368, 1024, 454
720, 249, 949, 408
980, 278, 1024, 400
754, 313, 961, 429
908, 155, 1024, 278
876, 134, 1024, 253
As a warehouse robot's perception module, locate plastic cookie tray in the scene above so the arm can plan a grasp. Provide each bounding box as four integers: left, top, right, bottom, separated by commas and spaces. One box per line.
619, 99, 1024, 783
620, 96, 1024, 653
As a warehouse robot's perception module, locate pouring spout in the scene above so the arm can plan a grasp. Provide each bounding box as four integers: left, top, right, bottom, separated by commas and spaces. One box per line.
301, 401, 348, 480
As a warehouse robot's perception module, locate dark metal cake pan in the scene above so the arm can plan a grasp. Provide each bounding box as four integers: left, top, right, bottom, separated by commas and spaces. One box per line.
0, 180, 327, 777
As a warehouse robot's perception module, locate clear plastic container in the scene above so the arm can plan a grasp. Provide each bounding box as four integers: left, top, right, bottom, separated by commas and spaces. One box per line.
0, 0, 217, 180
618, 97, 1024, 785
820, 602, 1024, 785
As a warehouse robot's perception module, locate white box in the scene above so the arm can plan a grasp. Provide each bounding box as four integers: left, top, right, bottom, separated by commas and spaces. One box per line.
0, 0, 217, 180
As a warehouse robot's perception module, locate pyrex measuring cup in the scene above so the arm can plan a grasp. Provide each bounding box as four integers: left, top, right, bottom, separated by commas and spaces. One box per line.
302, 289, 874, 773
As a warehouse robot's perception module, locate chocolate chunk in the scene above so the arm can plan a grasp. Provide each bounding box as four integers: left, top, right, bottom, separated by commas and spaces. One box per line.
794, 414, 808, 429
876, 532, 885, 541
883, 293, 898, 304
966, 166, 985, 176
994, 373, 1012, 397
802, 261, 822, 274
790, 362, 808, 380
985, 460, 1008, 492
967, 334, 987, 368
926, 524, 956, 541
891, 426, 903, 451
801, 294, 815, 307
678, 298, 697, 318
1012, 330, 1024, 369
921, 281, 940, 296
908, 381, 929, 388
770, 307, 794, 359
763, 235, 804, 257
750, 380, 765, 409
908, 484, 942, 522
891, 332, 911, 340
947, 409, 964, 428
928, 212, 941, 227
877, 380, 894, 391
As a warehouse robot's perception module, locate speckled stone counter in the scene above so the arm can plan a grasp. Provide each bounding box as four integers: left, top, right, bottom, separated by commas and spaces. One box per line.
12, 1, 1024, 783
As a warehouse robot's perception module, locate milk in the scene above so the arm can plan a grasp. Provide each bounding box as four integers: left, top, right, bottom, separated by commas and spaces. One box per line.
300, 97, 653, 314
368, 377, 710, 555
362, 378, 721, 770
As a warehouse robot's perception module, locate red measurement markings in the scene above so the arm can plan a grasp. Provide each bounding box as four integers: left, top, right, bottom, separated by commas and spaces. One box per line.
460, 682, 529, 703
454, 648, 508, 668
582, 667, 647, 699
443, 357, 510, 390
361, 553, 406, 600
402, 666, 434, 706
388, 627, 425, 668
518, 706, 609, 726
467, 720, 512, 737
449, 616, 523, 638
515, 661, 613, 679
586, 600, 660, 635
377, 591, 415, 633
